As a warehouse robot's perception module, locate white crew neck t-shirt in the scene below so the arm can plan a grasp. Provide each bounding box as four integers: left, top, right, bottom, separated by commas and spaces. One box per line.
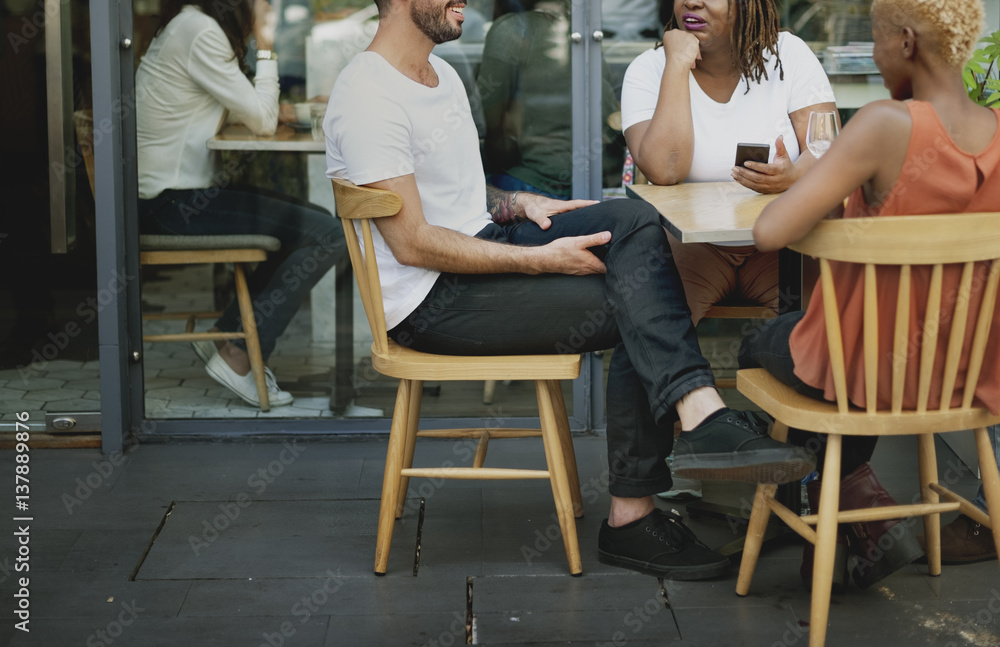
621, 32, 835, 183
325, 52, 490, 330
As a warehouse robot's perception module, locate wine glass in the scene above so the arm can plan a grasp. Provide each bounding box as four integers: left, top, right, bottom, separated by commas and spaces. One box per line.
806, 110, 839, 158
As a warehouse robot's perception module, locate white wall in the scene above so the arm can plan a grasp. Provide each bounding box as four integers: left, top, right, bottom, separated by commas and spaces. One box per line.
987, 0, 999, 32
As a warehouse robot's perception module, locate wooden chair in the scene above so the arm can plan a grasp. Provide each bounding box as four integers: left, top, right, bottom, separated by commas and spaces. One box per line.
735, 214, 1000, 647
74, 109, 281, 410
330, 178, 585, 575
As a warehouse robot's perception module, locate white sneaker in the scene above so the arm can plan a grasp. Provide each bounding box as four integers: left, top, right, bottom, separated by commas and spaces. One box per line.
191, 340, 217, 365
205, 353, 294, 407
656, 476, 703, 501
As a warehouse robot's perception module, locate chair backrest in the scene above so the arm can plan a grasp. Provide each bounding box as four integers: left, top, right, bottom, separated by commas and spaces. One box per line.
73, 109, 96, 198
330, 179, 403, 356
789, 213, 1000, 415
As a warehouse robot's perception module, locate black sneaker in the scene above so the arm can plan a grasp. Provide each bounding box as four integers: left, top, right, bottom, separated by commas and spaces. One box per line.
671, 409, 816, 484
598, 508, 730, 580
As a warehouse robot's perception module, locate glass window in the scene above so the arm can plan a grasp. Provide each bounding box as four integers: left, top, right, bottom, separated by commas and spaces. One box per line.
0, 0, 101, 434
131, 0, 581, 423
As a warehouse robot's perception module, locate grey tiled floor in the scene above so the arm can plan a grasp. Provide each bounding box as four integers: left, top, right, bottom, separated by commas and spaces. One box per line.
1, 433, 998, 646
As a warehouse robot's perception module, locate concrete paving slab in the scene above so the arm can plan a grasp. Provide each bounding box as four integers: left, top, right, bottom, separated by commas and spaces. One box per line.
473, 573, 679, 643
135, 499, 400, 580
6, 616, 329, 647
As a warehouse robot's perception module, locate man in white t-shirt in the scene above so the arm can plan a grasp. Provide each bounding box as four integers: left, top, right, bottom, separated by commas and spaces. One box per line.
324, 0, 816, 580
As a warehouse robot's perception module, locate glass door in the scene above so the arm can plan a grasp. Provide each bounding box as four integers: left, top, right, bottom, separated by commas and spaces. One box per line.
0, 0, 103, 437
128, 0, 611, 433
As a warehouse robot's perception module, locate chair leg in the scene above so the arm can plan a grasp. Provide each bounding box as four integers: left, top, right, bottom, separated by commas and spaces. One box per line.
535, 380, 582, 575
395, 379, 423, 519
374, 379, 413, 575
809, 434, 843, 647
548, 381, 583, 518
975, 427, 1000, 565
483, 379, 497, 405
917, 434, 942, 576
232, 262, 270, 411
770, 420, 790, 443
735, 483, 777, 596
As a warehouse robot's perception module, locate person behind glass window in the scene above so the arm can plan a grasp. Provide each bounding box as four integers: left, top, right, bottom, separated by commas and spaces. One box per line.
477, 0, 623, 199
135, 0, 346, 408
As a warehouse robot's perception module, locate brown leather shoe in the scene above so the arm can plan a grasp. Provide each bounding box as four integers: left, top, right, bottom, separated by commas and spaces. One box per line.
838, 463, 924, 588
934, 515, 998, 565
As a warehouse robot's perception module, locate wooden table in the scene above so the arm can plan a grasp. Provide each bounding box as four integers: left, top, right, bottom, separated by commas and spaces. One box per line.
626, 181, 801, 312
625, 181, 779, 244
207, 124, 324, 153
207, 123, 356, 414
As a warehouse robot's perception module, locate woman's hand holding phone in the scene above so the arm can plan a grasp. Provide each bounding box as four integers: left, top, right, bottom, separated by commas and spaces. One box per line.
732, 136, 799, 194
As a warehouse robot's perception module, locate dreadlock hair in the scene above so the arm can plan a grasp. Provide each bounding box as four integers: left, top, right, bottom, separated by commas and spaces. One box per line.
659, 0, 784, 91
155, 0, 255, 74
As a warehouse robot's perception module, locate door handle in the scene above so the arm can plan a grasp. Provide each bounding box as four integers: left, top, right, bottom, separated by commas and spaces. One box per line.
45, 0, 75, 253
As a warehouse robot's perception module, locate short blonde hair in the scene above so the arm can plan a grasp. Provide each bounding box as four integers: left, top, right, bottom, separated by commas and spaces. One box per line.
872, 0, 985, 67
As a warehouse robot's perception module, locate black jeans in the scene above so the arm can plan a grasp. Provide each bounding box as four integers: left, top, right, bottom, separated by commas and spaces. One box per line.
139, 186, 345, 360
389, 199, 715, 497
738, 311, 877, 479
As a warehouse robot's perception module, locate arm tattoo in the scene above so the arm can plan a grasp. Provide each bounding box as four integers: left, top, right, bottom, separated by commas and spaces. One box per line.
486, 186, 519, 225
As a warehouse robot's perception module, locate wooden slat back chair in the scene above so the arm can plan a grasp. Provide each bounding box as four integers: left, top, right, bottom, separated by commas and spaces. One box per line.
74, 109, 281, 410
735, 214, 1000, 647
331, 178, 585, 575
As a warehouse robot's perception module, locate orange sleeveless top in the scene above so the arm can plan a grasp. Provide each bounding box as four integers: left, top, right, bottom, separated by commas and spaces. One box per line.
788, 101, 1000, 414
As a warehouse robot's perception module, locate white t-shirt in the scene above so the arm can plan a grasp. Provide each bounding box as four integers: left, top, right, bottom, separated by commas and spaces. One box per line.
136, 6, 279, 200
325, 52, 490, 329
621, 32, 835, 182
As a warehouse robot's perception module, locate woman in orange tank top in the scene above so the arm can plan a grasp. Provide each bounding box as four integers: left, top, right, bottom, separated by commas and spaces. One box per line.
739, 0, 1000, 588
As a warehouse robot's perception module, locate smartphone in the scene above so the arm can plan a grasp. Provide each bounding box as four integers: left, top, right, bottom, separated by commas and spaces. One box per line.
735, 143, 770, 168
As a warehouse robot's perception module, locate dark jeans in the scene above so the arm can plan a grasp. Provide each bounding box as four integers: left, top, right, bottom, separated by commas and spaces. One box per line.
389, 199, 715, 497
738, 311, 877, 479
139, 186, 345, 360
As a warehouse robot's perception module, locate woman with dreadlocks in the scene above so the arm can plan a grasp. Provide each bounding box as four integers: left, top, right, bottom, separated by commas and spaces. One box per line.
620, 0, 837, 325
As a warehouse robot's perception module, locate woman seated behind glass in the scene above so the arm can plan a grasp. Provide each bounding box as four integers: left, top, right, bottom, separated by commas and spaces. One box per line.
135, 0, 345, 408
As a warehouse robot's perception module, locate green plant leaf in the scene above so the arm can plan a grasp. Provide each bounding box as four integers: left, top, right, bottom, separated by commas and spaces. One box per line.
963, 29, 1000, 106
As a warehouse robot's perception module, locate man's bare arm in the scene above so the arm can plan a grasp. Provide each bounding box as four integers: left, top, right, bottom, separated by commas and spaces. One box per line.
369, 175, 609, 275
